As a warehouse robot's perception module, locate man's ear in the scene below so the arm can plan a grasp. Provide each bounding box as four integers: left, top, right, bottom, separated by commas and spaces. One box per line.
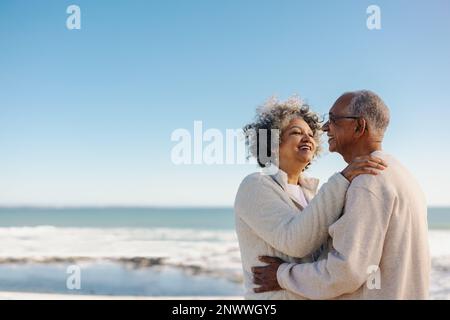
354, 118, 367, 137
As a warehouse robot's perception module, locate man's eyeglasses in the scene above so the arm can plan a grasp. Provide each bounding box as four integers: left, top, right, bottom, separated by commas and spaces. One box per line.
322, 113, 360, 125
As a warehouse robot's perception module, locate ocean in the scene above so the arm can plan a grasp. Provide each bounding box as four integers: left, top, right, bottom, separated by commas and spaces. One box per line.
0, 207, 449, 298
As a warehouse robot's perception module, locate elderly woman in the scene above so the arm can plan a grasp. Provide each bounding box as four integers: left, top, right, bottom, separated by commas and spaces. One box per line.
234, 96, 386, 299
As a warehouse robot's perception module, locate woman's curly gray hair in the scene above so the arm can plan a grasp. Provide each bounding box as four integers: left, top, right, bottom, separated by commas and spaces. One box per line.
243, 95, 322, 170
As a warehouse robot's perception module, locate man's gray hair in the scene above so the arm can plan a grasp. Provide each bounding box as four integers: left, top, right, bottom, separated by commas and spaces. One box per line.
348, 90, 390, 135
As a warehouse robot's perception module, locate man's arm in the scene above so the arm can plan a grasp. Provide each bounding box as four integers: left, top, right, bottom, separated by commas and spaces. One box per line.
234, 172, 349, 258
276, 184, 392, 299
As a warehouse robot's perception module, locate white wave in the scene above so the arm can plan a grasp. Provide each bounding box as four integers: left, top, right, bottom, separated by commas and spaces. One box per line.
0, 226, 243, 282
427, 230, 450, 299
2, 227, 448, 256
428, 230, 450, 257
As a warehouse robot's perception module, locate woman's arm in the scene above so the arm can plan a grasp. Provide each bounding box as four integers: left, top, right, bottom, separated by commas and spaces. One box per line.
234, 156, 387, 258
235, 172, 349, 257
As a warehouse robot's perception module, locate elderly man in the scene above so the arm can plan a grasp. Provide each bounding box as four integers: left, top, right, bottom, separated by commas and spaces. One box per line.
252, 90, 430, 299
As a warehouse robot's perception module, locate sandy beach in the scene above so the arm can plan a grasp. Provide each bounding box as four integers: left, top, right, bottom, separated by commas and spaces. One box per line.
0, 291, 242, 300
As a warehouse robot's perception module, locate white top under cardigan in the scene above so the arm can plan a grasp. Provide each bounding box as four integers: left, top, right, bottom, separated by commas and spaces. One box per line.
286, 183, 308, 208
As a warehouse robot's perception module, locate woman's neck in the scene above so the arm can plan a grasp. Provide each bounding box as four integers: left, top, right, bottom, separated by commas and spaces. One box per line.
279, 162, 305, 185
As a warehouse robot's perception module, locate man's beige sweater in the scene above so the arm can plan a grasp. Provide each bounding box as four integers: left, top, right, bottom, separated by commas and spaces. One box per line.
277, 151, 430, 299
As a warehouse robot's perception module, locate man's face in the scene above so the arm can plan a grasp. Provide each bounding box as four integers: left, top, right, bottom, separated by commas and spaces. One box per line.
323, 94, 358, 155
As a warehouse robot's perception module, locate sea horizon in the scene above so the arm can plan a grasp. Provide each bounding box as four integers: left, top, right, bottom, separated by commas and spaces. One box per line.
0, 206, 449, 228
1, 205, 449, 209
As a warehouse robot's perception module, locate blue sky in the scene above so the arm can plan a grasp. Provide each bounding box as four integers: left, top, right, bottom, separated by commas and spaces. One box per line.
0, 0, 449, 207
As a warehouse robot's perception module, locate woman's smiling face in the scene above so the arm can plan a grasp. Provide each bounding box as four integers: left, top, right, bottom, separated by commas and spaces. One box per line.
278, 117, 317, 167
